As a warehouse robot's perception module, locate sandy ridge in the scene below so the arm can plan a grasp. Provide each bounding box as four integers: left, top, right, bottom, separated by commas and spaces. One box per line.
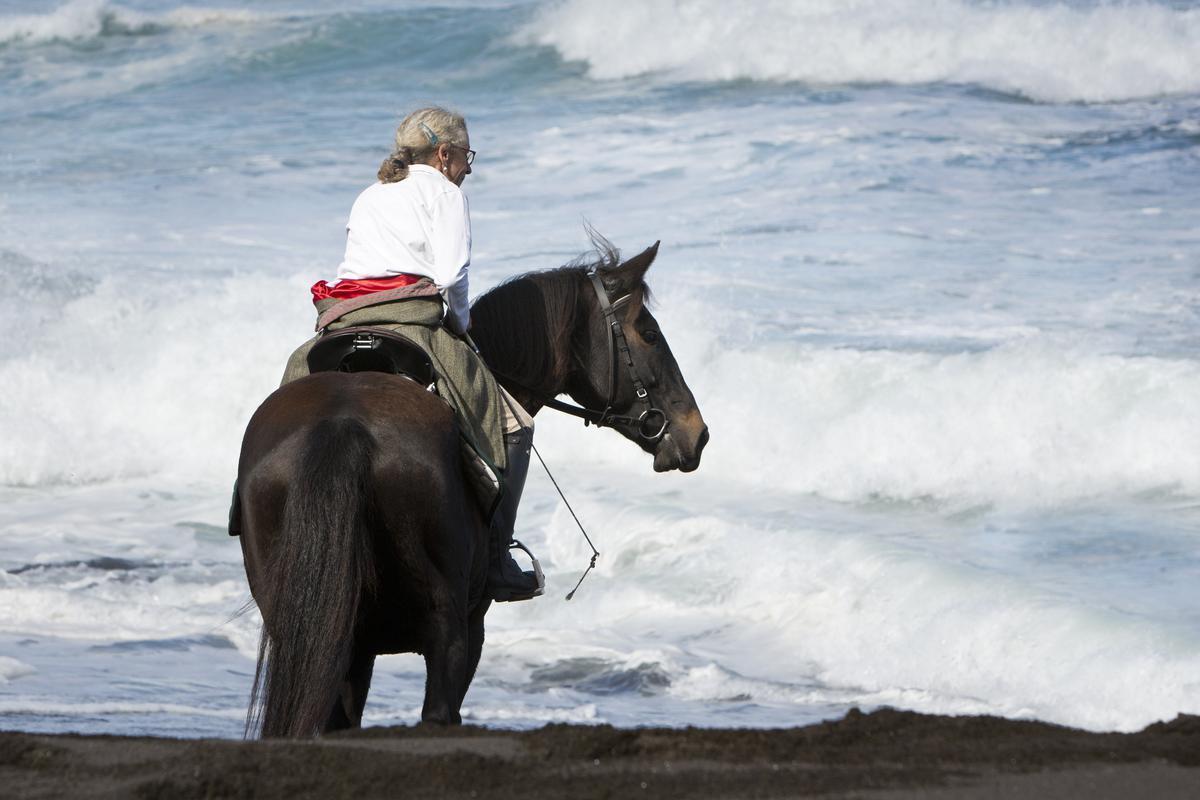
2, 707, 1199, 798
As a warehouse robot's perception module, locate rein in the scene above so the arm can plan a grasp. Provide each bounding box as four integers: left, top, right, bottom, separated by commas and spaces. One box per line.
490, 271, 668, 443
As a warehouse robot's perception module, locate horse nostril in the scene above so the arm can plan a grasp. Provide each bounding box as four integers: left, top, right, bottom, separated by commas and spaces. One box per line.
696, 425, 710, 453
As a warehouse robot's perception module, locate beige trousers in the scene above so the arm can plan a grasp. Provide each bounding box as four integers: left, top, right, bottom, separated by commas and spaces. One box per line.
499, 385, 534, 434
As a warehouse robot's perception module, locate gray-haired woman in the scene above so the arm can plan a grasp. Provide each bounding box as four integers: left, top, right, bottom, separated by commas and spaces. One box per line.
278, 106, 542, 603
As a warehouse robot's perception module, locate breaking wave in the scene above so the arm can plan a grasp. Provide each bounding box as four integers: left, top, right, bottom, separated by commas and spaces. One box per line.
0, 0, 262, 45
520, 0, 1200, 103
2, 272, 1199, 510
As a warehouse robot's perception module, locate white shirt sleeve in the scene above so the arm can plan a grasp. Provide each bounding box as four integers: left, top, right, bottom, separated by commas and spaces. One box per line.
429, 188, 472, 334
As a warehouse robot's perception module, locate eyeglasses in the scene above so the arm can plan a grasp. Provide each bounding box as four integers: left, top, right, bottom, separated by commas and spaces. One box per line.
454, 145, 475, 166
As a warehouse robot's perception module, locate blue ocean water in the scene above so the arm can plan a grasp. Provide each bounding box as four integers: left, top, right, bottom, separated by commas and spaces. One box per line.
1, 0, 1198, 737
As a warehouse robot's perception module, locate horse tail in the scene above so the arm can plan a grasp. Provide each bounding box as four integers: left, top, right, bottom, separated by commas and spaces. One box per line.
248, 417, 377, 738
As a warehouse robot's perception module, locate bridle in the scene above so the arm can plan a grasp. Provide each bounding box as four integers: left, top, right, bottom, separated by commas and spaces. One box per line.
497, 271, 669, 444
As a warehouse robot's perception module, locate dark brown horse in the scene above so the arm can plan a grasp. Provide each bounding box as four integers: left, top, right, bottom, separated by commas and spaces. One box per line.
235, 239, 708, 737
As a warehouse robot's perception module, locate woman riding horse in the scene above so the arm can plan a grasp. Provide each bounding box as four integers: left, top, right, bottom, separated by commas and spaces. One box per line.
240, 236, 708, 735
235, 109, 710, 735
278, 107, 541, 603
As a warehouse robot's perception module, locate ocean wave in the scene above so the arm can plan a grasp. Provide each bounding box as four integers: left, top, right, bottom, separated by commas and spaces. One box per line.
0, 699, 244, 719
535, 294, 1200, 507
355, 700, 601, 726
0, 656, 36, 683
461, 702, 600, 724
0, 272, 306, 487
0, 567, 260, 655
517, 498, 1200, 731
2, 273, 1198, 508
699, 341, 1200, 506
519, 0, 1200, 103
0, 0, 263, 46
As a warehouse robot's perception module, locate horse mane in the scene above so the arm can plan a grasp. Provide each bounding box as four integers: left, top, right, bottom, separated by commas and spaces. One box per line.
471, 231, 652, 397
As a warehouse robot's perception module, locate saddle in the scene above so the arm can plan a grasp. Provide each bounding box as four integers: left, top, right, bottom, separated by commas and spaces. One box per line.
304, 324, 501, 520
307, 326, 437, 391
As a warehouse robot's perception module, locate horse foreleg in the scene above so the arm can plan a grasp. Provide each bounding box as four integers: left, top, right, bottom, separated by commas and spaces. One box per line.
323, 648, 376, 733
421, 591, 469, 725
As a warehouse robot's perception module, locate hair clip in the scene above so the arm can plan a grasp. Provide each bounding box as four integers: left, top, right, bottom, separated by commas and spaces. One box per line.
418, 122, 439, 145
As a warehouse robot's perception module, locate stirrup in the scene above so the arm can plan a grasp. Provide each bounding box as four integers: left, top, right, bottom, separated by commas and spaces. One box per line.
511, 539, 545, 593
497, 539, 545, 602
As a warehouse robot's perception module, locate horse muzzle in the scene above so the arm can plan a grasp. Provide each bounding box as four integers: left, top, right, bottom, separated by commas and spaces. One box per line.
653, 422, 709, 473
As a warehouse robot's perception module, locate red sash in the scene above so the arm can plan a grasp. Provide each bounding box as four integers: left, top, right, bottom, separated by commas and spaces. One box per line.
311, 273, 423, 302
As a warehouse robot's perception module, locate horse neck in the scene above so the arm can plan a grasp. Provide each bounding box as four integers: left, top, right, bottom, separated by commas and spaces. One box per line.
471, 271, 583, 413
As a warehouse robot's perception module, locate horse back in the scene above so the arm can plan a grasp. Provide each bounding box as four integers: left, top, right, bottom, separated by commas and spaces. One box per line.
237, 371, 484, 638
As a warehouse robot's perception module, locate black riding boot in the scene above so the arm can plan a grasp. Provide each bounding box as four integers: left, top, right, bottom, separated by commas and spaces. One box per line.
487, 427, 544, 602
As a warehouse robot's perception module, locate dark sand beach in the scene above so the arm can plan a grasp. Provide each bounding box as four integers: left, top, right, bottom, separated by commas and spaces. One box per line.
3, 708, 1198, 799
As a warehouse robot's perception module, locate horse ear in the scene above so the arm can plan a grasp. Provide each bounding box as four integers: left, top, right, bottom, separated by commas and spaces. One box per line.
612, 241, 660, 291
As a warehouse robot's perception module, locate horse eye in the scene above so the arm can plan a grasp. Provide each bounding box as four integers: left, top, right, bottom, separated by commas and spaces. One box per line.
642, 329, 660, 344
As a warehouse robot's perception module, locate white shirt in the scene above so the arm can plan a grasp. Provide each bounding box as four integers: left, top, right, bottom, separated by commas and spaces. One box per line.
335, 164, 472, 333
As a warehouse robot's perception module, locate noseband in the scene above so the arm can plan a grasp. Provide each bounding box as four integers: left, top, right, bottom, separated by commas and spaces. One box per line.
538, 272, 669, 443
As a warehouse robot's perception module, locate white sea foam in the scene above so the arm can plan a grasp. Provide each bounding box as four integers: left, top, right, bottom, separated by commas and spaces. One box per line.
0, 566, 259, 657
529, 293, 1200, 507
698, 340, 1200, 506
462, 702, 599, 724
520, 0, 1200, 103
3, 275, 1197, 509
487, 498, 1200, 732
0, 0, 261, 45
358, 700, 599, 726
0, 656, 36, 683
0, 700, 243, 719
0, 273, 307, 488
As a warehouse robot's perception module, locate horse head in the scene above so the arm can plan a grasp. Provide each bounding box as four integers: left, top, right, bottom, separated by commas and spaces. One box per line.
567, 241, 710, 473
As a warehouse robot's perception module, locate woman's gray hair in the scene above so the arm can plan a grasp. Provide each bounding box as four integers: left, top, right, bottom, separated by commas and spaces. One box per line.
378, 107, 469, 183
